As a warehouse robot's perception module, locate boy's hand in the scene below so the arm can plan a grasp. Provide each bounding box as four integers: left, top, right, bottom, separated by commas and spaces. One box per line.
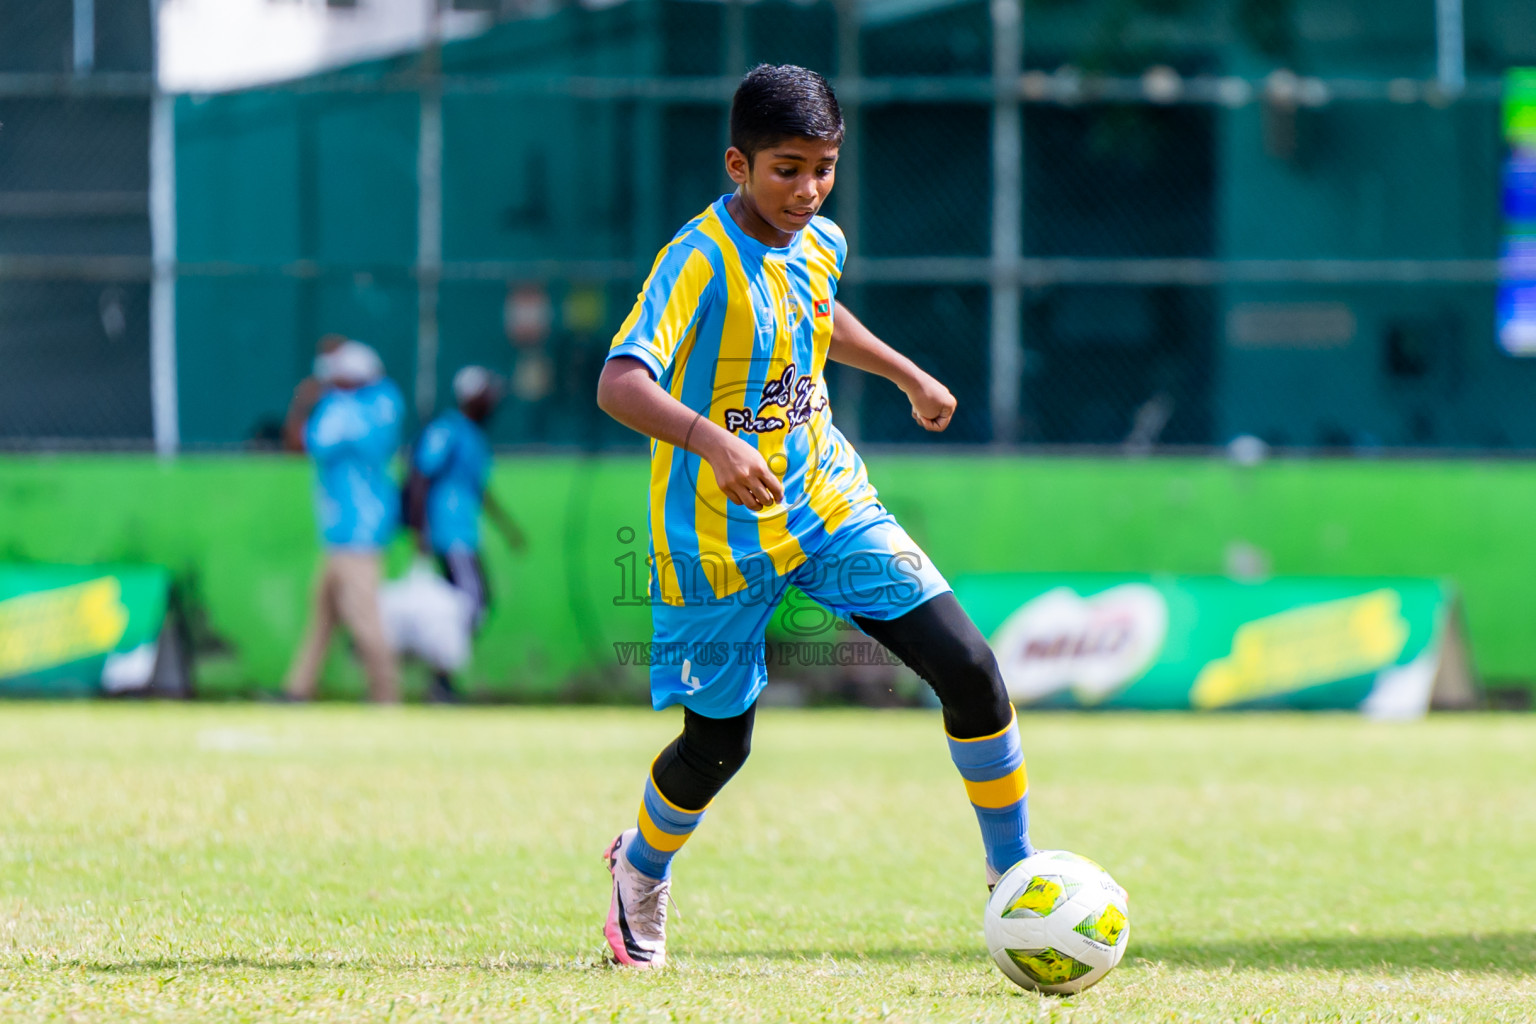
702, 432, 785, 511
498, 517, 529, 554
904, 374, 957, 432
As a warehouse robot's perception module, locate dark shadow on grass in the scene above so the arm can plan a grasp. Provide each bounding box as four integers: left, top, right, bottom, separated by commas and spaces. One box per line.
51, 956, 579, 974
1132, 932, 1536, 974
51, 934, 1534, 977
690, 948, 978, 965
687, 932, 1536, 975
68, 950, 985, 974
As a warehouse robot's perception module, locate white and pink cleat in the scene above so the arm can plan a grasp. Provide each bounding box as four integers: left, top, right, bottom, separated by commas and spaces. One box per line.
602, 829, 670, 969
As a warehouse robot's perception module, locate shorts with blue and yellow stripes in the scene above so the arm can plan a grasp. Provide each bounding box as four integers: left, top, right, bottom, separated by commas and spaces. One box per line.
647, 505, 951, 719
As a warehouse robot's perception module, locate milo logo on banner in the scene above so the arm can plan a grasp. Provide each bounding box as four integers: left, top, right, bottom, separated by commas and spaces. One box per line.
990, 584, 1169, 705
953, 572, 1472, 716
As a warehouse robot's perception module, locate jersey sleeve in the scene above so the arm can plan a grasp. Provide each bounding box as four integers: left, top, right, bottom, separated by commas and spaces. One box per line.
414, 419, 456, 479
810, 217, 847, 280
607, 243, 716, 380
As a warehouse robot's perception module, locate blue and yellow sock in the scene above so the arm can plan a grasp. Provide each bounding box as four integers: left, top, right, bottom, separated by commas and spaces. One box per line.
623, 771, 707, 880
946, 706, 1034, 875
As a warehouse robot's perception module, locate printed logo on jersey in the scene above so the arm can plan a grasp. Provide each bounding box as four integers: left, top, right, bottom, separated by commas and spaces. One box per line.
754, 300, 776, 332
814, 299, 831, 318
784, 298, 804, 330
722, 362, 828, 435
755, 296, 806, 334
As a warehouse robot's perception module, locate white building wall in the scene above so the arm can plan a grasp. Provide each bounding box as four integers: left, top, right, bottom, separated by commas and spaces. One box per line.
157, 0, 492, 92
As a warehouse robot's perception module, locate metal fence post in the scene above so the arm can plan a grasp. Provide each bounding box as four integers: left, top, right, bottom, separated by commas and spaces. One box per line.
989, 0, 1023, 446
835, 0, 864, 442
416, 1, 445, 423
149, 3, 179, 456
73, 0, 95, 75
724, 0, 746, 78
1436, 0, 1465, 97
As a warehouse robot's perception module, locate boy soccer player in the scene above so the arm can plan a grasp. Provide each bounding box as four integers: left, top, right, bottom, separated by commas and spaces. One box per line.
596, 64, 1033, 968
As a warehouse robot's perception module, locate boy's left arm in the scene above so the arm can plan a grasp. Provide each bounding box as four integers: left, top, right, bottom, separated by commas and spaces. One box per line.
483, 490, 528, 553
402, 468, 432, 552
828, 301, 957, 432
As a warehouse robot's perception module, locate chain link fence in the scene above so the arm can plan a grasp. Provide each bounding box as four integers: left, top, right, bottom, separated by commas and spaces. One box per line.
3, 0, 1534, 452
0, 0, 155, 445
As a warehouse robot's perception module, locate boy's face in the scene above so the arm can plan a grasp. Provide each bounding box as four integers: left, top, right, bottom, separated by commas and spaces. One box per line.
462, 391, 499, 423
725, 137, 839, 241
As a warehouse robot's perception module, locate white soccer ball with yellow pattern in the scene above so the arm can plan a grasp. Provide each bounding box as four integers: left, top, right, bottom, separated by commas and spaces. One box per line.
982, 849, 1130, 994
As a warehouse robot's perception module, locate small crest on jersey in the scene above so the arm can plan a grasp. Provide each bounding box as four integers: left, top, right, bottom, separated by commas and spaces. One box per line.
784, 298, 803, 329
814, 299, 831, 318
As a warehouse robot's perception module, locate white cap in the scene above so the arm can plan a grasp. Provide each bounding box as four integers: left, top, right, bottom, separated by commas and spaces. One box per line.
453, 365, 501, 404
319, 341, 384, 385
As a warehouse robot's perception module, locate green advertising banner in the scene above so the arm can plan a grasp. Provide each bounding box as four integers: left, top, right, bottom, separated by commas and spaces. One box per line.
953, 574, 1477, 716
0, 565, 183, 698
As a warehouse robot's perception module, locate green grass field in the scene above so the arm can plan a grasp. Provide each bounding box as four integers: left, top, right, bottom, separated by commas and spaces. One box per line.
0, 706, 1532, 1023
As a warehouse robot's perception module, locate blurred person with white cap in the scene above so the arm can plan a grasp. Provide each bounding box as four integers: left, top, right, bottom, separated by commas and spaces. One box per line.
281, 333, 349, 453
403, 364, 528, 702
284, 339, 407, 703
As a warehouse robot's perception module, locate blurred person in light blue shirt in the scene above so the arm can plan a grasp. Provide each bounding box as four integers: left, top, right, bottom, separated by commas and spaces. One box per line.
309, 374, 405, 549
284, 341, 406, 703
404, 365, 527, 702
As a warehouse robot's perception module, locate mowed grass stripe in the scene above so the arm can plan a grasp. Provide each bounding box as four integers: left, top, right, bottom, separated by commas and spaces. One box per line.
0, 705, 1532, 1022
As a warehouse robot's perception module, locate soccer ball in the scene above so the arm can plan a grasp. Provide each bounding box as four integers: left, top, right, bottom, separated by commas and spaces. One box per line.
983, 849, 1130, 994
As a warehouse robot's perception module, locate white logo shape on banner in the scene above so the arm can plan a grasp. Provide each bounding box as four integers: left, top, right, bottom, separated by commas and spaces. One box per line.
991, 585, 1169, 705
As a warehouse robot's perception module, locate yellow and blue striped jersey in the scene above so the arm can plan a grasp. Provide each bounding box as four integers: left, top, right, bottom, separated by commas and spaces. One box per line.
608, 195, 882, 606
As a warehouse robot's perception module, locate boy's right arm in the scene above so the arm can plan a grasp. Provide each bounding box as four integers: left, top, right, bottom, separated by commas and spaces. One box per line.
597, 357, 785, 512
283, 378, 323, 453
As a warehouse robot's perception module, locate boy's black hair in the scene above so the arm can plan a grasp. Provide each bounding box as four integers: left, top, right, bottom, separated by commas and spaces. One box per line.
729, 64, 844, 161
